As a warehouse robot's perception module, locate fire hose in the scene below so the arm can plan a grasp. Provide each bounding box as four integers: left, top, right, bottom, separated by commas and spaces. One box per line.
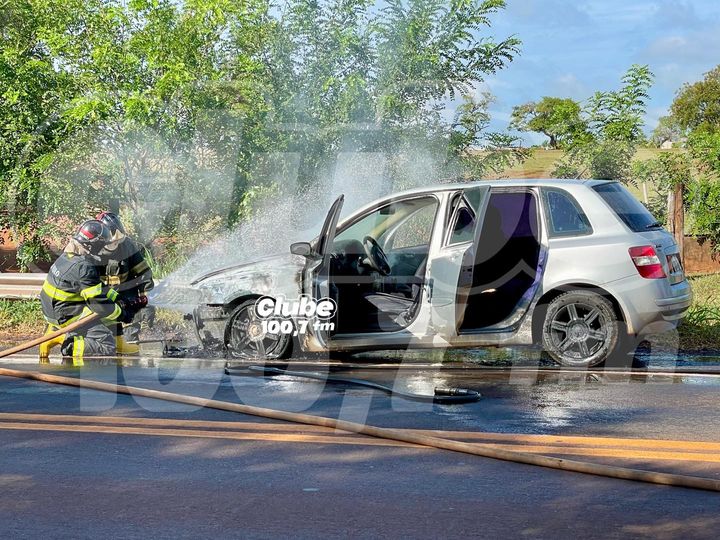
226, 365, 481, 404
0, 313, 101, 359
1, 315, 719, 492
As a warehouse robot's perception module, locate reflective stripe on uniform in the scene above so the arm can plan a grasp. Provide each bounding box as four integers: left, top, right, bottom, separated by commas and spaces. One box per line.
103, 304, 123, 322
43, 307, 93, 328
80, 283, 103, 299
42, 281, 83, 302
106, 288, 119, 302
72, 336, 85, 366
130, 261, 149, 275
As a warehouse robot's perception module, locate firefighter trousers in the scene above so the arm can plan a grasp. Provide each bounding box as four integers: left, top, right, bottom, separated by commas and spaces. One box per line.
60, 322, 116, 365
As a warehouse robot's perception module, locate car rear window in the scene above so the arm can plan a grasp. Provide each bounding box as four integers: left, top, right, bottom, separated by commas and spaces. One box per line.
542, 188, 592, 237
592, 182, 660, 232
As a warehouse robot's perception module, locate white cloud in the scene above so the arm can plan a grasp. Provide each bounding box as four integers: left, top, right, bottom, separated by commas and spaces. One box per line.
643, 29, 720, 64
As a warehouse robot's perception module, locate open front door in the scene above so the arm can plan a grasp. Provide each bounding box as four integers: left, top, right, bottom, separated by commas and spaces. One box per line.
425, 185, 489, 337
301, 195, 344, 351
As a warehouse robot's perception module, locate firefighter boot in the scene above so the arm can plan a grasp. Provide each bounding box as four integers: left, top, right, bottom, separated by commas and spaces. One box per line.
39, 327, 65, 363
115, 335, 140, 355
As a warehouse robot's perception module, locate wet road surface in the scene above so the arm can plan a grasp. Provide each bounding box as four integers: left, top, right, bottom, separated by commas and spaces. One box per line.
1, 354, 720, 539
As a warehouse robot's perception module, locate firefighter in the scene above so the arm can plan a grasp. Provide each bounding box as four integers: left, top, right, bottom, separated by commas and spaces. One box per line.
39, 220, 130, 365
96, 211, 154, 354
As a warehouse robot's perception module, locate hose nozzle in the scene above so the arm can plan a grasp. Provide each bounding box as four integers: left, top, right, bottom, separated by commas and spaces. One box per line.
434, 387, 477, 397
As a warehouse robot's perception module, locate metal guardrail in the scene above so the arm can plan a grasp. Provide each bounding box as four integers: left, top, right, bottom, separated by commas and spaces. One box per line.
0, 273, 46, 299
0, 274, 163, 300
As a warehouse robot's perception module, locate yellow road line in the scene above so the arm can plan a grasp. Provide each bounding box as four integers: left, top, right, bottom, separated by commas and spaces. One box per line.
0, 413, 335, 433
2, 421, 720, 463
1, 413, 719, 452
480, 444, 720, 463
2, 413, 720, 464
0, 421, 416, 447
410, 429, 720, 452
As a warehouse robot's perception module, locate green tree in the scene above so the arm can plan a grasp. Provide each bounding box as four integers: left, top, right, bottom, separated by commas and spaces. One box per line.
258, 0, 523, 192
631, 152, 692, 224
0, 0, 85, 267
687, 177, 720, 253
449, 93, 529, 179
651, 115, 682, 148
552, 64, 654, 181
1, 0, 271, 267
667, 66, 720, 252
669, 67, 720, 178
586, 64, 653, 143
670, 66, 720, 133
1, 0, 525, 270
510, 97, 585, 149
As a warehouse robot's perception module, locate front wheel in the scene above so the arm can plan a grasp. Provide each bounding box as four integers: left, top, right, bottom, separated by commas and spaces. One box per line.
224, 300, 293, 360
542, 291, 619, 367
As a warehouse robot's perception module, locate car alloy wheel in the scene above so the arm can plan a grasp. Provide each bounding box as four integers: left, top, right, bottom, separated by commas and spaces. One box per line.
225, 300, 292, 360
542, 291, 619, 367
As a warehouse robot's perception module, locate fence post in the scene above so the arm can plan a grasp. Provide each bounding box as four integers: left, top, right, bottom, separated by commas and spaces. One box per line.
668, 183, 685, 261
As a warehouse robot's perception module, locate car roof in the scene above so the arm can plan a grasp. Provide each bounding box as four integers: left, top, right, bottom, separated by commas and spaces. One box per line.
386, 178, 612, 199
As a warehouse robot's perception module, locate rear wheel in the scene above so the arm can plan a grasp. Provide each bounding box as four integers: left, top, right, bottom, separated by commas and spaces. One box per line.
542, 291, 619, 367
224, 300, 293, 360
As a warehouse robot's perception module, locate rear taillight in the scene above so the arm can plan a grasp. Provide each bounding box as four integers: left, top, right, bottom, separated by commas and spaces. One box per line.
629, 245, 666, 279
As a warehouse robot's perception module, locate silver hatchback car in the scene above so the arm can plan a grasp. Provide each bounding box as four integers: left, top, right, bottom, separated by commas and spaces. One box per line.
187, 179, 692, 367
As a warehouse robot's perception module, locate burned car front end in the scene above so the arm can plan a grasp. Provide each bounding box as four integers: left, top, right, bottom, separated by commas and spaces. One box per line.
182, 254, 304, 352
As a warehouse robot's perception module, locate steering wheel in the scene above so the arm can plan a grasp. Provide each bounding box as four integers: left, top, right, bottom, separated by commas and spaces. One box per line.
362, 235, 392, 276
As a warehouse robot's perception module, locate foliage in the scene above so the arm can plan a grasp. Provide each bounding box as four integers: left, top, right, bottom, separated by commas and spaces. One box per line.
684, 301, 720, 327
665, 65, 720, 252
261, 0, 524, 192
670, 66, 720, 133
650, 115, 682, 148
678, 274, 720, 350
510, 97, 585, 149
0, 0, 86, 268
631, 152, 693, 225
448, 93, 530, 179
551, 65, 654, 181
686, 128, 720, 176
586, 64, 653, 143
686, 177, 720, 253
0, 299, 43, 335
554, 140, 635, 181
1, 0, 525, 271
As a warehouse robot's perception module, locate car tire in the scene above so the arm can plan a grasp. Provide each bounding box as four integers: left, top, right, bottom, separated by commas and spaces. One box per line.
224, 299, 293, 361
542, 291, 619, 368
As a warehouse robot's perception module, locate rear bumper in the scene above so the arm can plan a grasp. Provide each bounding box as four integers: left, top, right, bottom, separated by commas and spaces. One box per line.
655, 291, 693, 320
607, 276, 692, 334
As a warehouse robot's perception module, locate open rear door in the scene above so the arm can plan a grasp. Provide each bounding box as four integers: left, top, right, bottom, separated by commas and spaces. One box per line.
301, 195, 344, 351
425, 185, 489, 337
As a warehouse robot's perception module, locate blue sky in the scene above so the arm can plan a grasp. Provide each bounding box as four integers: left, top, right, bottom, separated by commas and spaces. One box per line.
477, 0, 720, 144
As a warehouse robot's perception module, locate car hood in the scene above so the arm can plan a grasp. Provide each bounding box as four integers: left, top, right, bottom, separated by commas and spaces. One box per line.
190, 253, 297, 285
189, 253, 305, 306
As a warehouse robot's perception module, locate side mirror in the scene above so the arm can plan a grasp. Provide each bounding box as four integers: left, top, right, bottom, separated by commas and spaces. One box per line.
290, 241, 314, 257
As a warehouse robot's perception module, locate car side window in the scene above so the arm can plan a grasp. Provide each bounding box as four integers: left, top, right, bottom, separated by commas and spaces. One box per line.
446, 195, 476, 245
335, 196, 438, 250
388, 203, 438, 249
542, 188, 592, 237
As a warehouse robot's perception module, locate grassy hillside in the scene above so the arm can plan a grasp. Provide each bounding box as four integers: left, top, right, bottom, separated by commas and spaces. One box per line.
498, 147, 680, 180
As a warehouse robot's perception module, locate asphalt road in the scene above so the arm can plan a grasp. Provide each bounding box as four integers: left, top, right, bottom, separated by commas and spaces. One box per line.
1, 355, 720, 539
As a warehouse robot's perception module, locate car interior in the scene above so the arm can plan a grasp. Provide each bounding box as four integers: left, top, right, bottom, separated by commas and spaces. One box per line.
325, 189, 542, 336
329, 196, 438, 333
459, 190, 542, 331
